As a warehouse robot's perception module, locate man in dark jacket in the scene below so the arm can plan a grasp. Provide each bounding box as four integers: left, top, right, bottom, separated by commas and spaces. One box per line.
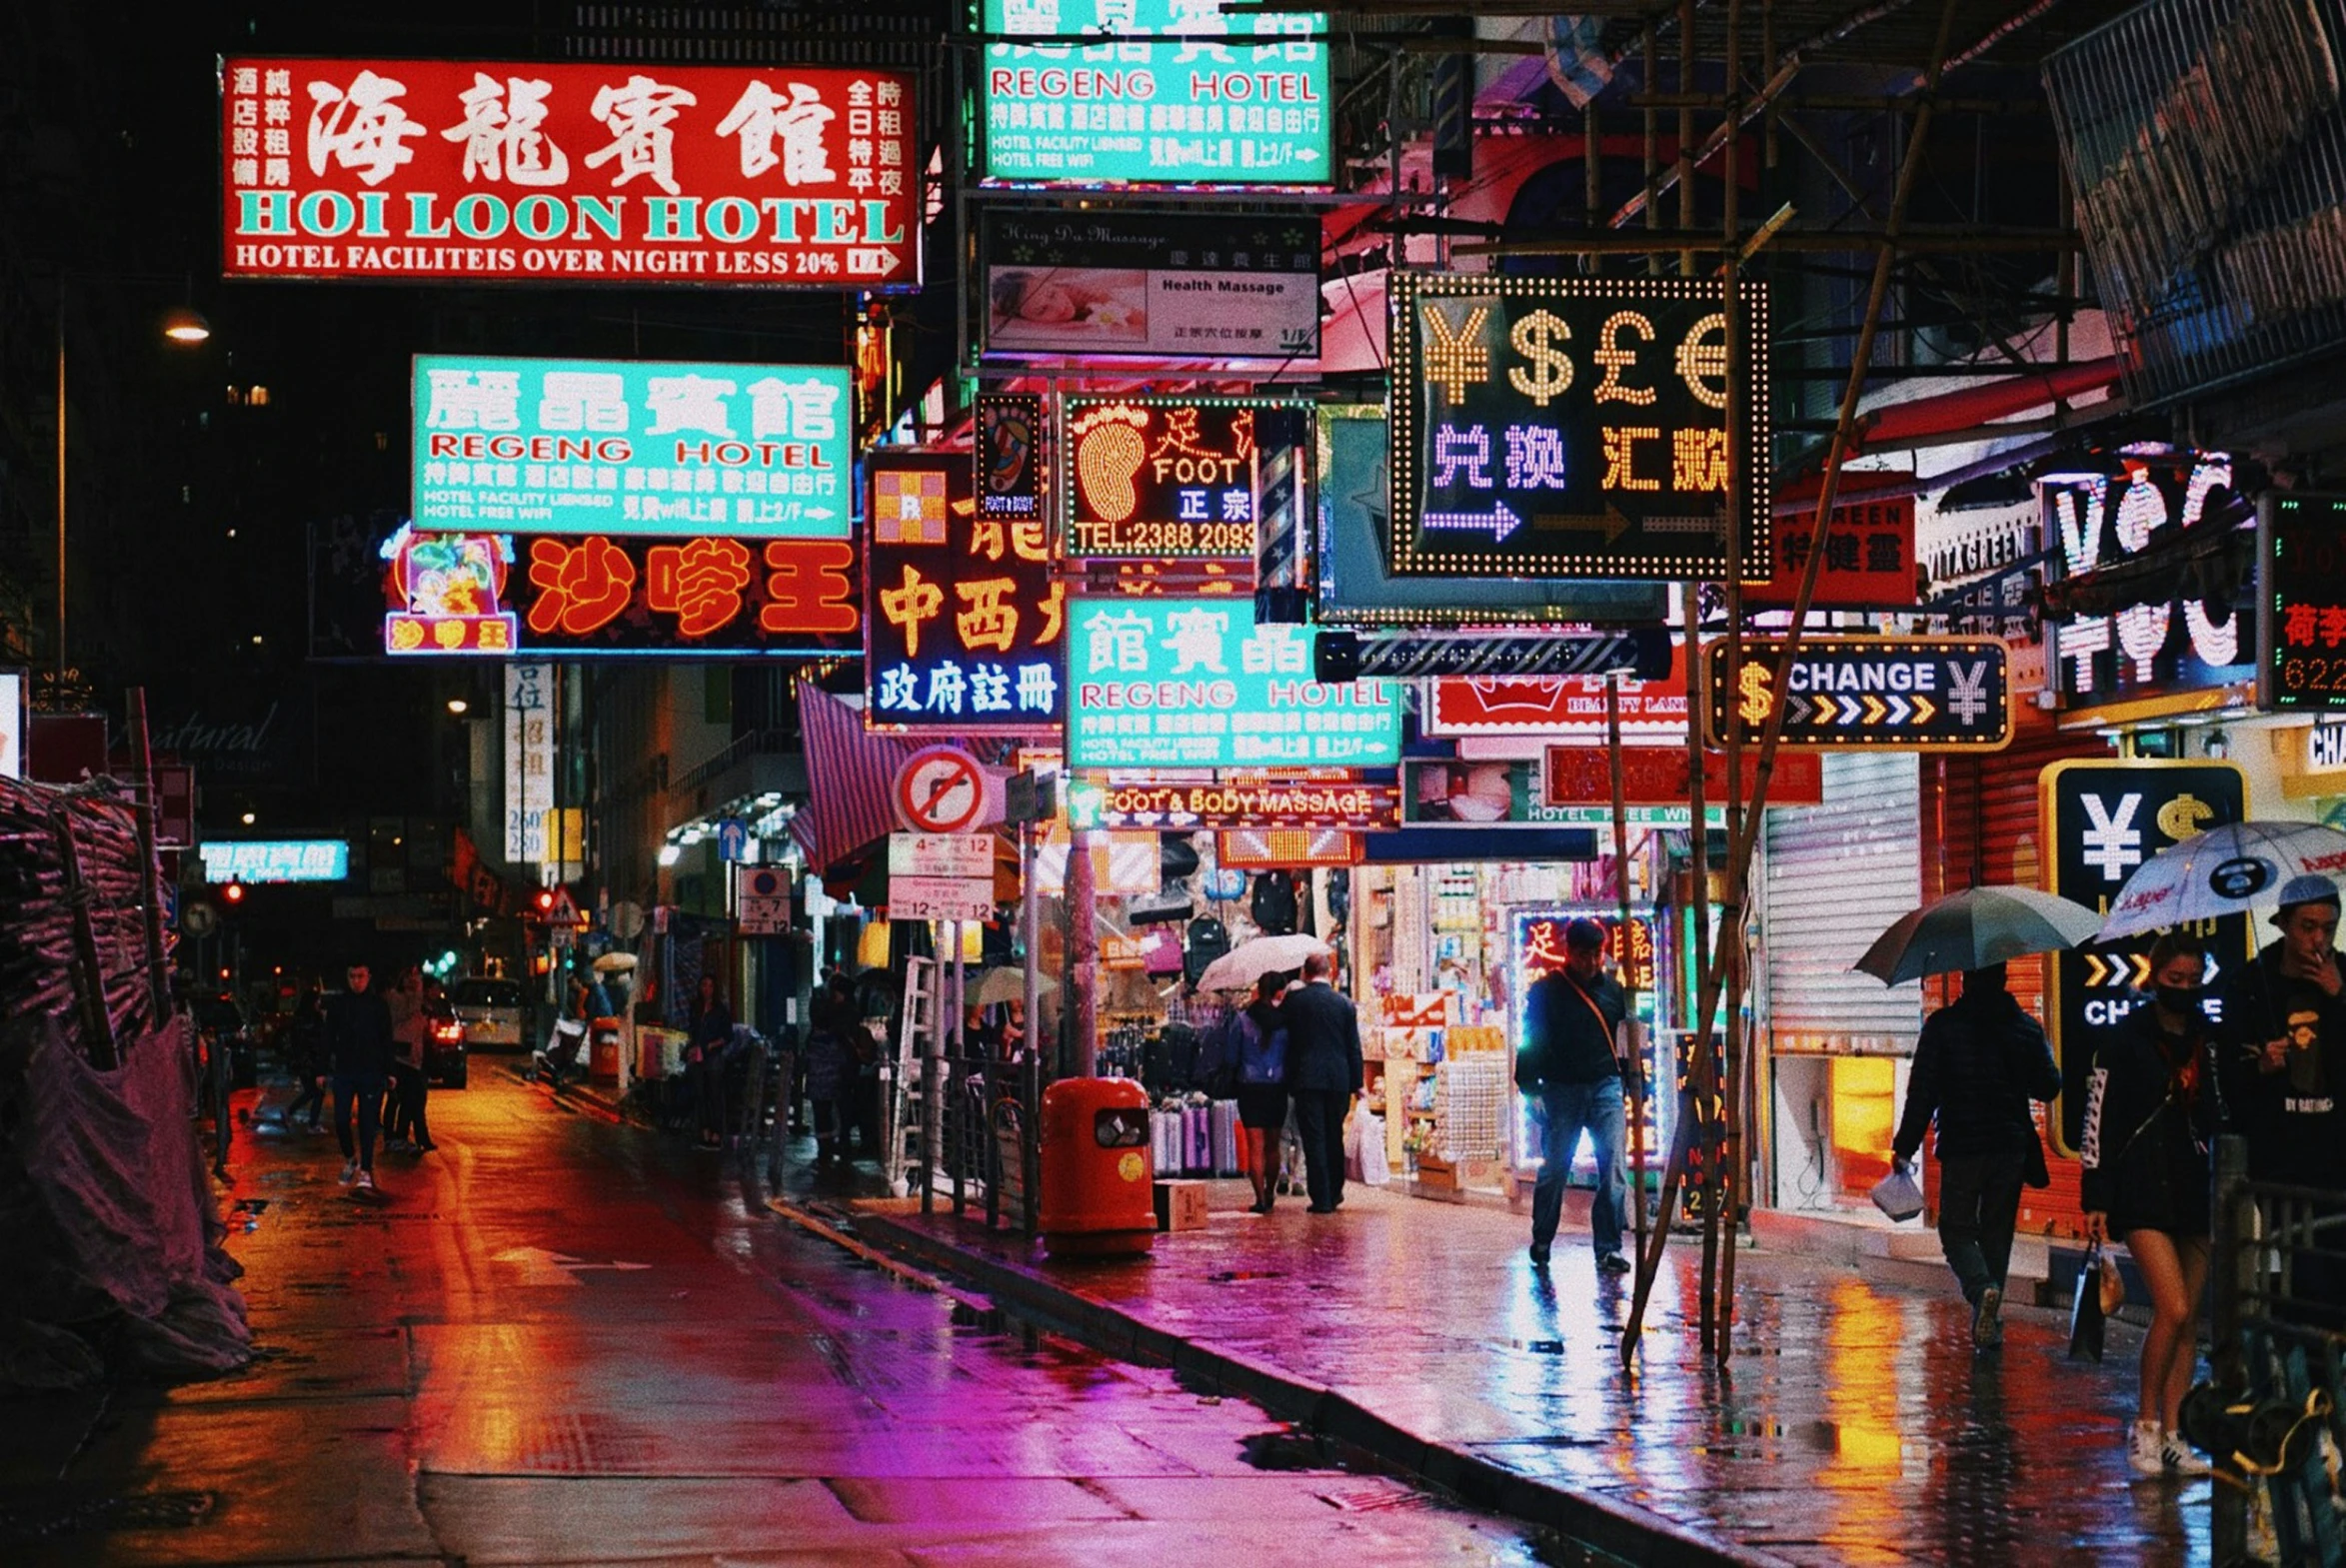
324, 961, 396, 1190
2220, 873, 2346, 1326
1518, 918, 1632, 1273
1278, 952, 1363, 1214
1891, 962, 2060, 1347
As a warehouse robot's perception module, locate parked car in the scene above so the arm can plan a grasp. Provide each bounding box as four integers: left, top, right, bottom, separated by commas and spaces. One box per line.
424, 995, 468, 1088
450, 977, 527, 1052
191, 992, 258, 1088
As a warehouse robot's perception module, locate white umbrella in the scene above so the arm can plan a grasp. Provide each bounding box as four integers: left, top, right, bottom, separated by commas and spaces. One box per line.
591, 951, 638, 972
1195, 932, 1329, 994
972, 966, 1027, 1007
2095, 820, 2346, 941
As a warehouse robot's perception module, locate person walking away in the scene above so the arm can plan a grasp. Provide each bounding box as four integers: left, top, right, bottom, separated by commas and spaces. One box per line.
325, 962, 395, 1191
1890, 961, 2061, 1349
283, 983, 328, 1131
1277, 952, 1362, 1215
2083, 934, 2222, 1476
1222, 973, 1291, 1213
2220, 873, 2346, 1330
384, 968, 434, 1152
806, 974, 860, 1167
690, 974, 735, 1150
1518, 918, 1633, 1273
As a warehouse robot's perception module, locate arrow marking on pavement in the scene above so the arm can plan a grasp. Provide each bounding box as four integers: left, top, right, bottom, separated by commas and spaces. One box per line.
494, 1246, 652, 1288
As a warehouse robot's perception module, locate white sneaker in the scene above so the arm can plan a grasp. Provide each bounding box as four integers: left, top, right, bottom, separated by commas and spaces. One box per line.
2161, 1430, 2212, 1476
355, 1169, 375, 1191
338, 1159, 357, 1185
2128, 1420, 2166, 1476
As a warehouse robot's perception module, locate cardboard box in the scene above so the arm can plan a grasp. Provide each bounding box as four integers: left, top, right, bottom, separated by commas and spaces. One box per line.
1153, 1178, 1209, 1232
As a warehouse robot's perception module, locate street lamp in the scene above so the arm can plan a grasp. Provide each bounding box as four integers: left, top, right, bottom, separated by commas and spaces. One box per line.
447, 698, 469, 715
54, 289, 214, 684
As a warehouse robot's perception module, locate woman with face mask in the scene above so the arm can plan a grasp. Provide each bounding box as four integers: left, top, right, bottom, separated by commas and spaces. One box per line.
2080, 931, 2228, 1478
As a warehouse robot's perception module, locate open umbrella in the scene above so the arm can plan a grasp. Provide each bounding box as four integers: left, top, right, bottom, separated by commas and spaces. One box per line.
972, 966, 1027, 1008
1195, 932, 1330, 994
2094, 820, 2346, 941
1854, 885, 2104, 984
590, 951, 638, 973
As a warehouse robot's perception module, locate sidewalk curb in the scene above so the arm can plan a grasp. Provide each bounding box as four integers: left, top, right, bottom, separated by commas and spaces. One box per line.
853, 1210, 1792, 1568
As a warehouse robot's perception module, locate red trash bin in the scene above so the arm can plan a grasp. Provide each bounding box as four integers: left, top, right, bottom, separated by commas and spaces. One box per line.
1038, 1077, 1156, 1259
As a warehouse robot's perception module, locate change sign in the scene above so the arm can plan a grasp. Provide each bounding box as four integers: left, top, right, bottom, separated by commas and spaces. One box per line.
412, 355, 851, 539
1069, 598, 1400, 770
1702, 636, 2012, 752
2041, 762, 2250, 1154
1388, 273, 1771, 581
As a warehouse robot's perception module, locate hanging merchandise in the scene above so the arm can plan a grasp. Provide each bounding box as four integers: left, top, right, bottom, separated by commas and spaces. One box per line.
1141, 924, 1186, 977
1294, 871, 1315, 935
1130, 883, 1193, 924
1184, 915, 1232, 986
1326, 867, 1351, 922
1162, 837, 1201, 879
1251, 871, 1298, 934
1202, 867, 1247, 901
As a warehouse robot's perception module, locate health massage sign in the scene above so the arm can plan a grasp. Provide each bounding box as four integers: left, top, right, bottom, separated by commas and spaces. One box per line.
865, 451, 1066, 733
1069, 598, 1400, 769
412, 356, 851, 539
222, 60, 918, 283
980, 0, 1329, 184
1387, 273, 1771, 581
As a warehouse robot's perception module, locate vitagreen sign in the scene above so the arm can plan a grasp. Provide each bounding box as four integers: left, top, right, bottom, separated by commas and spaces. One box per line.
980, 0, 1329, 185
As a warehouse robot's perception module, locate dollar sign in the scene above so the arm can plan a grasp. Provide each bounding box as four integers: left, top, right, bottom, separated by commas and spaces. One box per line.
1737, 663, 1772, 727
2156, 792, 2214, 841
1508, 310, 1575, 407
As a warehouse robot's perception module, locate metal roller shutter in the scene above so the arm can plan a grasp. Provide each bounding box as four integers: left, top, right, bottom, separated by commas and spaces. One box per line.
1762, 753, 1923, 1054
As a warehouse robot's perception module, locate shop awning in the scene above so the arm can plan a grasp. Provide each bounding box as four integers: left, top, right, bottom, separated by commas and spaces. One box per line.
790, 683, 918, 878
1854, 359, 2124, 452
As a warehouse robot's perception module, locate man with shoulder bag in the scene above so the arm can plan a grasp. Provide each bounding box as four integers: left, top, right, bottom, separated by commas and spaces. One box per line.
1519, 919, 1633, 1274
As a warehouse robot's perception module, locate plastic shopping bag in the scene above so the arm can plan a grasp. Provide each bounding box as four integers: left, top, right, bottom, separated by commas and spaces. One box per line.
1357, 1111, 1389, 1185
1869, 1159, 1924, 1222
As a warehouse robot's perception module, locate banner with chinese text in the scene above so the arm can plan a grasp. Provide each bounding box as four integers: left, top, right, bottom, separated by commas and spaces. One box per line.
1388, 273, 1770, 581
222, 60, 917, 285
1069, 597, 1400, 769
381, 525, 859, 657
865, 451, 1065, 734
412, 356, 851, 539
979, 0, 1329, 185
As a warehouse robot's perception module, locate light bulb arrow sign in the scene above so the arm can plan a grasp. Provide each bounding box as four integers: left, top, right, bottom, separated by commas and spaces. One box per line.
1421, 501, 1522, 542
1702, 635, 2013, 753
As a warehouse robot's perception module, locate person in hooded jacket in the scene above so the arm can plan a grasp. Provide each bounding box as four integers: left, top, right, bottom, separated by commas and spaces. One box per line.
2082, 932, 2224, 1478
1891, 961, 2061, 1350
2220, 872, 2346, 1330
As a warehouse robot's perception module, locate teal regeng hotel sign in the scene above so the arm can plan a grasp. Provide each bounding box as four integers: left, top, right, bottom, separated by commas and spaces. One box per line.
1068, 598, 1399, 769
411, 355, 852, 538
981, 0, 1330, 185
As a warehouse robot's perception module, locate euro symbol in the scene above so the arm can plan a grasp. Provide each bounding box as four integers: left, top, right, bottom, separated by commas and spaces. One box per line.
2156, 792, 2216, 842
1507, 310, 1575, 407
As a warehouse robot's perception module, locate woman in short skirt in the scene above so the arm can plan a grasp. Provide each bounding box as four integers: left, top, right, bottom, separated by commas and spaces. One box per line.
1226, 972, 1292, 1214
2081, 931, 2225, 1478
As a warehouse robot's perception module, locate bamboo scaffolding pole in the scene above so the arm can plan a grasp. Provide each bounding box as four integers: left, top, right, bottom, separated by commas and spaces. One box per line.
1621, 0, 1967, 1370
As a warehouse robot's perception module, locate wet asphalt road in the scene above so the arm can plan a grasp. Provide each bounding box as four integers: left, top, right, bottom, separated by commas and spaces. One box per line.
0, 1069, 1549, 1566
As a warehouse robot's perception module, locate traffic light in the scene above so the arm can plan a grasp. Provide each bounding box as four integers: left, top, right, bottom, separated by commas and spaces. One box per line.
223, 881, 246, 904
535, 888, 555, 915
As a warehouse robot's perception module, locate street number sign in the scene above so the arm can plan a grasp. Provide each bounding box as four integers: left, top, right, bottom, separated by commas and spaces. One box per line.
888, 874, 995, 922
1702, 636, 2012, 752
894, 745, 986, 834
889, 831, 993, 878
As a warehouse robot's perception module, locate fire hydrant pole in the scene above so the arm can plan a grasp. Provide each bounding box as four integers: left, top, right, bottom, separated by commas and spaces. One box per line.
1068, 824, 1099, 1077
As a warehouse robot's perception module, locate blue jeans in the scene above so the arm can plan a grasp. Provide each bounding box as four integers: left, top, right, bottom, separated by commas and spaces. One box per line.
1529, 1076, 1626, 1255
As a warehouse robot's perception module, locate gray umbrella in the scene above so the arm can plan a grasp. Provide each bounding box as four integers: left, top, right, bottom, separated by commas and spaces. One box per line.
1853, 884, 2104, 985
